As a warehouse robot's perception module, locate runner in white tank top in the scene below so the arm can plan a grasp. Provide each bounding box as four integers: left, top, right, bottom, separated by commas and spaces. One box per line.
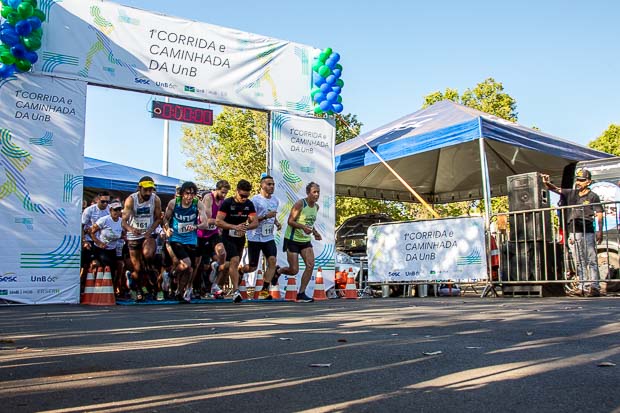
121, 176, 162, 302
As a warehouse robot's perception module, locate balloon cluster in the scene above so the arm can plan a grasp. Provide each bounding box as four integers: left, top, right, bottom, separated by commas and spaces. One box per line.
0, 0, 45, 78
311, 47, 344, 115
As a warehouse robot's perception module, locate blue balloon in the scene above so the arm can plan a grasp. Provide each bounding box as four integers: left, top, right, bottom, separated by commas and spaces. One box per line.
25, 50, 38, 64
325, 58, 337, 70
313, 92, 326, 103
326, 91, 338, 103
332, 68, 342, 78
15, 20, 33, 36
331, 86, 342, 94
332, 103, 344, 113
325, 74, 337, 86
0, 28, 20, 46
11, 43, 26, 59
0, 63, 16, 78
319, 100, 332, 112
331, 53, 341, 63
8, 0, 22, 9
313, 73, 326, 87
0, 22, 12, 32
26, 16, 42, 31
319, 83, 331, 93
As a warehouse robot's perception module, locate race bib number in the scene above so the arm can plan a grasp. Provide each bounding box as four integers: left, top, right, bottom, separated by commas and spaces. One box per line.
229, 229, 243, 238
261, 224, 274, 237
178, 222, 194, 234
133, 217, 150, 230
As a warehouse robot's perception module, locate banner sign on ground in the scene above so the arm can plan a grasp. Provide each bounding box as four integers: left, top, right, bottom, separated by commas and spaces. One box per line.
270, 112, 336, 293
368, 217, 488, 283
0, 74, 87, 304
39, 0, 318, 114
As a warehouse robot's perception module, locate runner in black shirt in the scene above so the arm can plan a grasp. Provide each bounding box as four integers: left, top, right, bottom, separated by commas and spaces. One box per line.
215, 179, 258, 302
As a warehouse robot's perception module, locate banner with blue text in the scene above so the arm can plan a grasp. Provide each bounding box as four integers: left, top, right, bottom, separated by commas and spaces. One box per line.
270, 112, 336, 293
39, 0, 318, 114
0, 74, 86, 304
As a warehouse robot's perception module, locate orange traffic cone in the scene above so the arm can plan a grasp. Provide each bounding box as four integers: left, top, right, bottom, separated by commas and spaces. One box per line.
253, 270, 264, 300
80, 267, 97, 304
239, 274, 249, 300
284, 274, 297, 301
313, 267, 327, 301
269, 282, 282, 299
344, 267, 359, 299
83, 266, 116, 306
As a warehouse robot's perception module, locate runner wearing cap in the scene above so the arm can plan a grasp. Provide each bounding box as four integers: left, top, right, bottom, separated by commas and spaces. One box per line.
90, 201, 125, 291
122, 176, 162, 301
81, 192, 111, 272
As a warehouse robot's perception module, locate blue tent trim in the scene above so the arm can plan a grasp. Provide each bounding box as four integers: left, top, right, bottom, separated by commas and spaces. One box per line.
335, 101, 612, 173
84, 157, 182, 195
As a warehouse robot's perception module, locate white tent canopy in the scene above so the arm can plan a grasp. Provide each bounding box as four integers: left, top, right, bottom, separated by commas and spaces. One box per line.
335, 101, 612, 205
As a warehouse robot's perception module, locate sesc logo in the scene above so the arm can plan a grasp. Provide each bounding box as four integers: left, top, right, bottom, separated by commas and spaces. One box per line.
0, 273, 17, 283
388, 271, 401, 278
134, 77, 151, 85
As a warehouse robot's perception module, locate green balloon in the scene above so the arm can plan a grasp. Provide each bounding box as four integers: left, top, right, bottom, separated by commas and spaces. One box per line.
310, 87, 321, 98
318, 53, 328, 63
22, 35, 42, 51
312, 61, 322, 73
6, 10, 19, 24
318, 65, 331, 78
0, 44, 10, 54
32, 8, 45, 22
335, 63, 343, 71
18, 4, 35, 19
323, 47, 332, 58
30, 28, 43, 39
0, 52, 16, 65
15, 58, 32, 72
336, 79, 344, 88
337, 95, 343, 103
313, 106, 323, 115
1, 5, 15, 19
17, 2, 34, 19
23, 0, 39, 8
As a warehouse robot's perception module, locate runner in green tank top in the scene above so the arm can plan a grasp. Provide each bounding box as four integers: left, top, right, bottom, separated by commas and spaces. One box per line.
277, 182, 322, 302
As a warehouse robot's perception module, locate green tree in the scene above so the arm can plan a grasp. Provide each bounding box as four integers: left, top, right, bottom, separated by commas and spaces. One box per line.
588, 124, 620, 156
180, 107, 268, 188
423, 78, 518, 122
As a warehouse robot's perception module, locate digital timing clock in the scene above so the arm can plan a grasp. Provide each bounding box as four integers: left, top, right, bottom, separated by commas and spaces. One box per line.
151, 101, 213, 126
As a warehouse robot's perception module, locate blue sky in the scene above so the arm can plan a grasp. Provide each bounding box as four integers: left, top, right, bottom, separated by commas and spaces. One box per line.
86, 0, 620, 182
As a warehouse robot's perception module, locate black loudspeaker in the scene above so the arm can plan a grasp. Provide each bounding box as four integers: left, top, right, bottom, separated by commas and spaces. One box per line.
507, 172, 553, 242
500, 241, 564, 282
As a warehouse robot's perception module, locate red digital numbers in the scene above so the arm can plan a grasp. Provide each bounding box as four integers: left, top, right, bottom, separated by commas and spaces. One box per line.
151, 101, 213, 125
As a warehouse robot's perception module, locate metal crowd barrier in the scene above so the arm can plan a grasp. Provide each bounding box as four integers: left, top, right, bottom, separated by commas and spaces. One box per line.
490, 201, 619, 296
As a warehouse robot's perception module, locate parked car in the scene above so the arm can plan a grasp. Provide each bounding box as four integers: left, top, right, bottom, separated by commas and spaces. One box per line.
335, 213, 395, 290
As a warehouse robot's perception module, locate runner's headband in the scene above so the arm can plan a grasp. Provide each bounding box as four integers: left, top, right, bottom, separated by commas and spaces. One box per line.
139, 180, 155, 188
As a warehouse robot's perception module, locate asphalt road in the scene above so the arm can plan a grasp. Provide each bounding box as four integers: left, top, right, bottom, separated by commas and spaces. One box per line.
1, 297, 619, 413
